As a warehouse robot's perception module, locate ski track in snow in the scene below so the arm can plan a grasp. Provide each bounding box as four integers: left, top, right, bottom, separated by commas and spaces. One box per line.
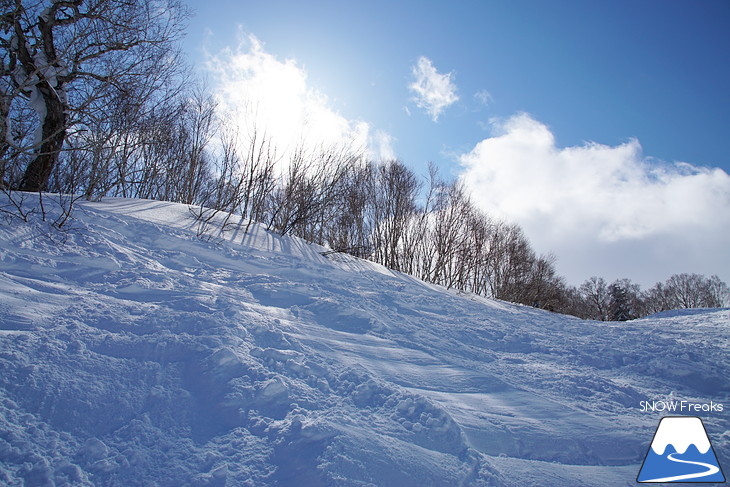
0, 195, 728, 486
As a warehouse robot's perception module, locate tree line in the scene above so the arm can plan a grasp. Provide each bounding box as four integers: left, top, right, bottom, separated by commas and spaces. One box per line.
569, 273, 729, 321
2, 0, 728, 320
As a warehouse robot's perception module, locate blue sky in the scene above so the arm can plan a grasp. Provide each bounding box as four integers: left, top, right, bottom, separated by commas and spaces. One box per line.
182, 0, 730, 287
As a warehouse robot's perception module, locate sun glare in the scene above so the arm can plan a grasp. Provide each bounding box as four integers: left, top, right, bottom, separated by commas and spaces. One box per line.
208, 35, 369, 161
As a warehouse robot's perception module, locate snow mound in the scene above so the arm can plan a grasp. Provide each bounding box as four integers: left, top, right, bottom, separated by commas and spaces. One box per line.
645, 308, 729, 319
0, 195, 728, 486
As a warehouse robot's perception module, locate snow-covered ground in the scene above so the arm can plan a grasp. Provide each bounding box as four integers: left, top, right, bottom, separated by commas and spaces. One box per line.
1, 195, 728, 486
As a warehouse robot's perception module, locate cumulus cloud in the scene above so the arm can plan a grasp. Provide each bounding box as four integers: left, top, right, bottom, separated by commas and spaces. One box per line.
408, 56, 459, 122
459, 113, 730, 285
205, 33, 383, 158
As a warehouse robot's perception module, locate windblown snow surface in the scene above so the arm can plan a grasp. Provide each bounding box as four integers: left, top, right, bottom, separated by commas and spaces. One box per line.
0, 195, 728, 486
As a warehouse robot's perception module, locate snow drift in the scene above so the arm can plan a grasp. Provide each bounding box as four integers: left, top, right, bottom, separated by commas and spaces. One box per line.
0, 195, 728, 486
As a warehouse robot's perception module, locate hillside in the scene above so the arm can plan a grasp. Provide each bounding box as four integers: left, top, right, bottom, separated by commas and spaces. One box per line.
1, 195, 728, 486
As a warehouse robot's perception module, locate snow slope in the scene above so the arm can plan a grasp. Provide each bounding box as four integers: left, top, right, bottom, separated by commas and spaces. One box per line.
1, 195, 728, 486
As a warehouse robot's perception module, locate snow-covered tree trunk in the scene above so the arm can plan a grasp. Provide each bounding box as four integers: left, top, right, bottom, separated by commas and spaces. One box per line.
19, 80, 66, 191
9, 2, 69, 191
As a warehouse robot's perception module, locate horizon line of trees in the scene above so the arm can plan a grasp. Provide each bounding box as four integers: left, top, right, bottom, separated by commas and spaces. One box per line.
2, 0, 728, 321
569, 273, 729, 321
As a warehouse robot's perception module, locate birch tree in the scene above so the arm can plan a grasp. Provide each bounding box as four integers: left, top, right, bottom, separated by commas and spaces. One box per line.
1, 0, 189, 191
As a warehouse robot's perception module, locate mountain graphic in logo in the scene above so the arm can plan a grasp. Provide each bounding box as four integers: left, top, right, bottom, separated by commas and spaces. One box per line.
637, 416, 725, 483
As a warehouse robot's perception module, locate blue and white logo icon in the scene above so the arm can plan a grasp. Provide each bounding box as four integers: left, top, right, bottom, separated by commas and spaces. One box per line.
637, 416, 725, 483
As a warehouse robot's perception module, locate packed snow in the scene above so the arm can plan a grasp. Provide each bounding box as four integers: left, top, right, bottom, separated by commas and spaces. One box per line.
0, 194, 728, 486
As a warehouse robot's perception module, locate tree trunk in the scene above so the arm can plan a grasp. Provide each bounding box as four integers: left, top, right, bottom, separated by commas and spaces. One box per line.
19, 83, 67, 192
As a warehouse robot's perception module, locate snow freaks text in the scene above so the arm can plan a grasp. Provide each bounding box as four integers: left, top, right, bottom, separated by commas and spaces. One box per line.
640, 401, 724, 413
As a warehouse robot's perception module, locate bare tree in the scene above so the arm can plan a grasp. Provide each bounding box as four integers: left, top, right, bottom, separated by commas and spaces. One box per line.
704, 275, 730, 308
484, 222, 529, 301
323, 158, 374, 258
427, 177, 472, 289
641, 281, 676, 316
662, 273, 730, 310
369, 159, 421, 271
460, 206, 493, 296
194, 117, 279, 235
266, 142, 360, 242
1, 0, 189, 192
178, 86, 217, 205
524, 254, 567, 311
579, 276, 611, 320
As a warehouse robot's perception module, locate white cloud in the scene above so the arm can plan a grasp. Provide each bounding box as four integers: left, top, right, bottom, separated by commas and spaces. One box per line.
408, 56, 459, 122
459, 113, 730, 286
204, 33, 383, 159
474, 89, 493, 107
370, 130, 397, 161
